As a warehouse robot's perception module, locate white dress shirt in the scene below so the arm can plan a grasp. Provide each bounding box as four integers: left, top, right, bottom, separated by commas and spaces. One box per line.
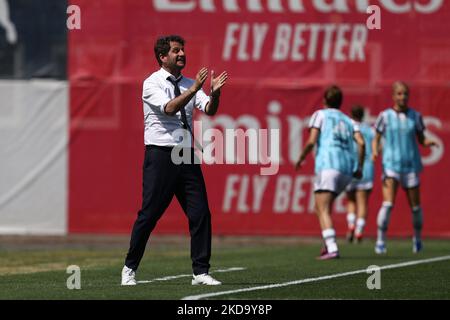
142, 68, 210, 147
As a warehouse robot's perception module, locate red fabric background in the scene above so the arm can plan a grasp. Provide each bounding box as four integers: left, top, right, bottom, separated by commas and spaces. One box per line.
68, 0, 450, 236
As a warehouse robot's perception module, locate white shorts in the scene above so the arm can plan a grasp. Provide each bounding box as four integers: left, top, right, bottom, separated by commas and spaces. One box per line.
314, 169, 353, 195
383, 169, 420, 189
345, 180, 373, 192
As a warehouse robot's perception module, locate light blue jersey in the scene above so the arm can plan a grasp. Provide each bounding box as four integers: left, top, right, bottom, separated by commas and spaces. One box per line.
309, 109, 359, 176
353, 121, 375, 183
374, 108, 425, 174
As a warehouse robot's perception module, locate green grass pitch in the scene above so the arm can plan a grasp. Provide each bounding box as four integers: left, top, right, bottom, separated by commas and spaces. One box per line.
0, 237, 449, 300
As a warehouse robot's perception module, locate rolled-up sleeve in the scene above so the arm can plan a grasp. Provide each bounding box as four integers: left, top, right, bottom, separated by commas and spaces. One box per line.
142, 77, 171, 114
195, 88, 210, 113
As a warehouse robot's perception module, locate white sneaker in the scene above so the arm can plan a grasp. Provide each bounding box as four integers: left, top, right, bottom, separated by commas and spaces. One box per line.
191, 273, 222, 286
121, 266, 137, 286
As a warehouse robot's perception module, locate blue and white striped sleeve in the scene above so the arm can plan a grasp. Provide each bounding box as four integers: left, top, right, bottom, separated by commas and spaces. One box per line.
374, 112, 386, 134
353, 121, 361, 133
415, 112, 426, 133
309, 110, 324, 130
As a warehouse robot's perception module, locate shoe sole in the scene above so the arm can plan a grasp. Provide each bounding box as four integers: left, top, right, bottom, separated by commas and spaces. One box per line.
316, 254, 340, 260
192, 281, 221, 286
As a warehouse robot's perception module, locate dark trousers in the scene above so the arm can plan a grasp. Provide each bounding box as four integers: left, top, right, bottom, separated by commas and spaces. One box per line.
125, 145, 212, 275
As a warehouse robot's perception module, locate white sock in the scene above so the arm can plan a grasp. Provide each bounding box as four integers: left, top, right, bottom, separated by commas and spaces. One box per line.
376, 202, 393, 244
347, 213, 356, 229
377, 229, 385, 245
322, 228, 338, 253
355, 218, 365, 235
412, 206, 423, 241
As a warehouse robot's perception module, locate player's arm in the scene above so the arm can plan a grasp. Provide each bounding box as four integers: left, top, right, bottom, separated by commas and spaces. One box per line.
205, 70, 228, 116
372, 131, 382, 161
164, 68, 208, 116
372, 112, 386, 161
295, 128, 319, 171
353, 131, 365, 179
415, 113, 437, 148
416, 130, 437, 148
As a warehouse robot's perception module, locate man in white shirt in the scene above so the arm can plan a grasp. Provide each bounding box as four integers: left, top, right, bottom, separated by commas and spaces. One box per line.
121, 35, 227, 286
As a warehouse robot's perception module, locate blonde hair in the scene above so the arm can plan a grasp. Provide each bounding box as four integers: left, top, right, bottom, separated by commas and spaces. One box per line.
392, 81, 409, 94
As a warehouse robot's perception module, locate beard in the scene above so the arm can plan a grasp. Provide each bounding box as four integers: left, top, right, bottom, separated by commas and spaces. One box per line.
172, 57, 185, 69
397, 100, 408, 108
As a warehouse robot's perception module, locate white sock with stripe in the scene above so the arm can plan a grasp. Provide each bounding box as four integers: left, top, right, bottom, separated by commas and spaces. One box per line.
322, 228, 338, 253
355, 218, 365, 235
347, 213, 356, 229
377, 202, 393, 244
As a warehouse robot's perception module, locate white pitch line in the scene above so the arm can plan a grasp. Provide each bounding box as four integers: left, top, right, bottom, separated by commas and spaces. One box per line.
137, 267, 246, 284
182, 255, 450, 300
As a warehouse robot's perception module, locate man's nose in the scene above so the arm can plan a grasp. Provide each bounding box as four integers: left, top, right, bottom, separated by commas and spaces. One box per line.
178, 50, 185, 56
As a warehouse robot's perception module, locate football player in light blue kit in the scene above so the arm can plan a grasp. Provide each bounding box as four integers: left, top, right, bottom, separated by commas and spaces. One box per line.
373, 82, 437, 254
296, 86, 365, 260
346, 105, 375, 243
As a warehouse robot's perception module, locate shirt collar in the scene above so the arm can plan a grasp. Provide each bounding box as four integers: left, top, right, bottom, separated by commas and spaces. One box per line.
159, 68, 183, 82
324, 106, 341, 113
391, 106, 409, 114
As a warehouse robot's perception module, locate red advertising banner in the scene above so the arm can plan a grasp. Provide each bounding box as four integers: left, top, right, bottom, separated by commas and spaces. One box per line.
68, 0, 450, 237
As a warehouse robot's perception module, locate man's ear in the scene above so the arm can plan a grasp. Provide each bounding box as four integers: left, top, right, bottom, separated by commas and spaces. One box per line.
159, 54, 167, 64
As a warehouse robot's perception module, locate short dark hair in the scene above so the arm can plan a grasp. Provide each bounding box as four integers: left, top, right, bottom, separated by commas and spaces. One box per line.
154, 35, 185, 66
351, 105, 365, 121
324, 85, 343, 109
